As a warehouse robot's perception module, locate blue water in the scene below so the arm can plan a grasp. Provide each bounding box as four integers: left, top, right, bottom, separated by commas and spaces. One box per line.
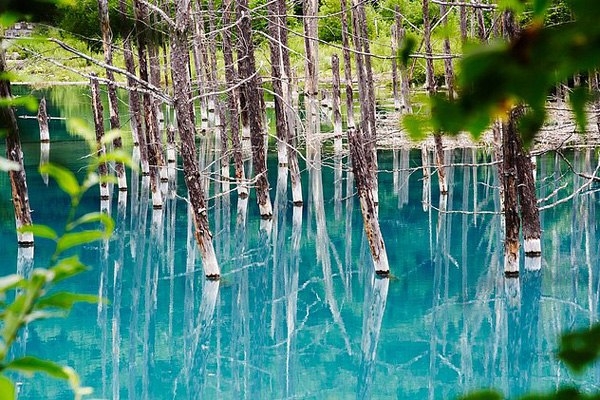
2, 92, 600, 399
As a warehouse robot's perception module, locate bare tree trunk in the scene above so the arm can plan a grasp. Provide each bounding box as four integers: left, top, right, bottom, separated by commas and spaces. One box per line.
351, 0, 379, 203
37, 97, 50, 185
237, 0, 273, 218
90, 74, 111, 210
304, 0, 319, 153
395, 7, 412, 113
423, 0, 448, 195
340, 0, 355, 129
134, 0, 163, 209
503, 110, 520, 277
391, 22, 400, 112
1, 51, 33, 248
348, 127, 390, 276
37, 97, 49, 143
119, 0, 148, 177
98, 0, 126, 192
221, 0, 247, 198
268, 0, 289, 168
439, 1, 456, 100
170, 0, 220, 279
332, 54, 343, 153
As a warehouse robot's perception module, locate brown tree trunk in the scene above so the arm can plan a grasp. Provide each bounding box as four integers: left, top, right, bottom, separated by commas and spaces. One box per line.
331, 54, 343, 153
98, 0, 126, 192
268, 0, 289, 168
439, 1, 456, 100
119, 0, 148, 177
395, 8, 412, 113
237, 0, 273, 218
348, 127, 390, 276
503, 109, 521, 277
423, 0, 448, 196
221, 0, 247, 198
304, 0, 319, 153
90, 74, 111, 208
340, 0, 355, 129
170, 0, 220, 279
1, 51, 33, 248
133, 0, 163, 209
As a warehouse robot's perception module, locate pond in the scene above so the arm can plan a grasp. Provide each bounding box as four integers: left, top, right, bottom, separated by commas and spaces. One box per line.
1, 89, 600, 399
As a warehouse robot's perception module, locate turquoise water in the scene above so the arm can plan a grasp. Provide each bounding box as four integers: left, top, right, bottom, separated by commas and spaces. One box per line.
2, 92, 600, 399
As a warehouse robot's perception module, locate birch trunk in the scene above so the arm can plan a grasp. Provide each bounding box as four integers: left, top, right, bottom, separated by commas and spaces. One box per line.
1, 50, 33, 248
395, 8, 412, 113
98, 0, 127, 192
237, 0, 273, 218
303, 0, 319, 151
38, 97, 50, 186
170, 0, 220, 279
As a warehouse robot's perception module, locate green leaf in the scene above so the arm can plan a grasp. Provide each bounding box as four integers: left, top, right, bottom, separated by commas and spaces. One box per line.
56, 231, 106, 254
18, 224, 58, 241
94, 149, 135, 170
457, 389, 503, 400
0, 96, 38, 113
39, 164, 80, 200
0, 157, 20, 172
558, 323, 600, 373
6, 356, 70, 380
402, 114, 430, 141
532, 0, 551, 18
0, 375, 15, 400
50, 256, 88, 283
569, 86, 591, 133
0, 275, 24, 293
66, 212, 114, 237
37, 292, 100, 310
0, 12, 19, 28
399, 35, 416, 67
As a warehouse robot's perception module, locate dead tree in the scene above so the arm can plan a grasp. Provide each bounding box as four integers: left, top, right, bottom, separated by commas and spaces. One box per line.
134, 0, 164, 209
221, 0, 247, 198
348, 127, 390, 276
118, 0, 149, 177
38, 97, 50, 185
237, 0, 273, 218
303, 0, 320, 152
423, 0, 448, 195
170, 0, 220, 279
340, 0, 355, 129
1, 50, 33, 249
331, 54, 343, 153
98, 0, 127, 192
502, 108, 521, 276
393, 6, 412, 113
90, 74, 110, 209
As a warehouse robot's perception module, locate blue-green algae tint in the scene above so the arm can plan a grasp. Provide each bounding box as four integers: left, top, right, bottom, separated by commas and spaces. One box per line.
2, 92, 600, 399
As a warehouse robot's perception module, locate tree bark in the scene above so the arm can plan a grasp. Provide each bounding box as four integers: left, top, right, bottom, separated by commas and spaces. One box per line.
170, 0, 220, 279
90, 74, 110, 207
98, 0, 126, 192
38, 97, 50, 185
119, 0, 149, 177
237, 0, 273, 218
395, 8, 412, 113
348, 127, 390, 276
423, 0, 448, 195
221, 0, 247, 198
303, 0, 319, 153
340, 0, 355, 129
503, 110, 521, 277
331, 54, 343, 153
134, 0, 163, 209
1, 51, 33, 248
